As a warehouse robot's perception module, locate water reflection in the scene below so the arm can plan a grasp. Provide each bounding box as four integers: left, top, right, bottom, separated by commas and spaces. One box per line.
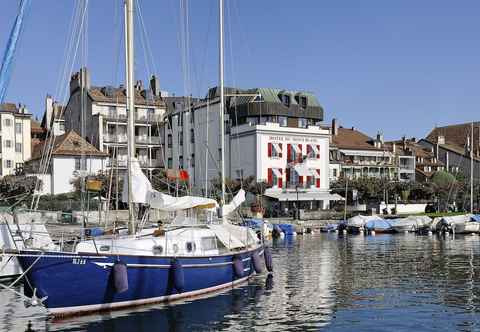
2, 234, 480, 331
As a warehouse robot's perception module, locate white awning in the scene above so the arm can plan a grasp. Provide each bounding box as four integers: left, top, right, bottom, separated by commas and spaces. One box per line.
292, 144, 301, 153
311, 144, 319, 154
264, 191, 344, 202
312, 169, 321, 179
273, 143, 281, 151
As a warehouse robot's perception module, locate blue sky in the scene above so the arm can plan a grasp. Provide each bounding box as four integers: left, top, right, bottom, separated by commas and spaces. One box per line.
1, 0, 480, 140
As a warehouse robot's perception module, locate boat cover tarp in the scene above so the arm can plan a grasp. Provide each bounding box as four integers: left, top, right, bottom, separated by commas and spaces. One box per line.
122, 159, 152, 204
148, 191, 218, 211
347, 215, 380, 227
277, 224, 295, 235
222, 189, 246, 216
208, 224, 257, 249
390, 216, 432, 228
471, 215, 480, 222
365, 219, 392, 231
441, 214, 473, 225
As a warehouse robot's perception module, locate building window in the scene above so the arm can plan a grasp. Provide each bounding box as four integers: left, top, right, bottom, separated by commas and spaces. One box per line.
15, 143, 22, 153
177, 114, 183, 127
190, 129, 195, 143
282, 94, 291, 107
167, 134, 172, 148
4, 140, 11, 148
59, 122, 65, 132
191, 154, 195, 167
179, 132, 183, 146
298, 118, 307, 128
179, 156, 184, 169
168, 158, 172, 169
268, 142, 283, 158
5, 160, 12, 168
4, 119, 11, 127
75, 158, 87, 170
333, 169, 337, 177
151, 149, 157, 160
279, 116, 287, 127
15, 122, 22, 134
300, 96, 307, 109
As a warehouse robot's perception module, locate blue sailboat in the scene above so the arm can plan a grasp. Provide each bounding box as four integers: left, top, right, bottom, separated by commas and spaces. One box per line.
12, 0, 271, 317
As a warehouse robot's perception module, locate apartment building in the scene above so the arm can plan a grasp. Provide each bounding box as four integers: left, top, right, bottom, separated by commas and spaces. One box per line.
419, 122, 480, 180
165, 87, 338, 209
64, 68, 167, 177
0, 103, 31, 176
329, 119, 396, 182
42, 95, 65, 136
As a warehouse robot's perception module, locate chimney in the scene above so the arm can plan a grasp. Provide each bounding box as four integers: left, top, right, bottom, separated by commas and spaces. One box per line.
135, 80, 143, 91
150, 75, 160, 96
331, 118, 338, 136
45, 95, 54, 129
392, 143, 396, 153
402, 136, 407, 150
376, 132, 384, 144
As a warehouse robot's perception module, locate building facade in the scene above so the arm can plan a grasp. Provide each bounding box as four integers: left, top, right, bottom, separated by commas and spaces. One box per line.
329, 119, 396, 182
0, 103, 32, 176
42, 95, 66, 136
26, 130, 108, 195
164, 87, 336, 209
63, 68, 167, 177
419, 122, 480, 180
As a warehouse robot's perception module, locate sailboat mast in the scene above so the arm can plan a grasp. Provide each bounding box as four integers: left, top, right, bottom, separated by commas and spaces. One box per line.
471, 122, 474, 213
219, 0, 226, 207
125, 0, 136, 233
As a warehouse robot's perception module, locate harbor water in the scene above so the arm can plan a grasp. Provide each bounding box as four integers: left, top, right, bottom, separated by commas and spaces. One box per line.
1, 233, 480, 331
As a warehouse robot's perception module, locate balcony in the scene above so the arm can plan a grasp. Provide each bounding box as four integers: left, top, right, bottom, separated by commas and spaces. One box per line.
135, 136, 161, 145
135, 113, 163, 123
104, 134, 128, 143
103, 111, 162, 123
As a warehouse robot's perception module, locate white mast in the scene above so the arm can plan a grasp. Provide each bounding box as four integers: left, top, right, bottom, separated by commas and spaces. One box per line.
471, 122, 474, 213
219, 0, 226, 208
125, 0, 136, 234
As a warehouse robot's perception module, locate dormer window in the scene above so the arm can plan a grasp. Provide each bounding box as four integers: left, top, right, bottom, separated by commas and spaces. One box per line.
282, 94, 291, 107
300, 96, 307, 109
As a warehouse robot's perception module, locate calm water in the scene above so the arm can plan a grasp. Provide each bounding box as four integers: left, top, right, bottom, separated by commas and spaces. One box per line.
2, 233, 480, 331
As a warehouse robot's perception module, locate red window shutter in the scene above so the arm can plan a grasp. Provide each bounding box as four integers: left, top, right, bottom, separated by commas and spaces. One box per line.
268, 143, 272, 157
286, 168, 290, 183
268, 168, 272, 186
298, 144, 303, 161
279, 143, 283, 158
307, 145, 312, 157
278, 169, 283, 188
316, 169, 320, 187
317, 145, 321, 158
307, 176, 312, 186
287, 144, 291, 162
299, 175, 303, 185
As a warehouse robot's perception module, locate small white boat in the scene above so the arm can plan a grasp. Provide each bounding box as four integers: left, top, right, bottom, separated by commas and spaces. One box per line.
0, 218, 57, 279
390, 216, 432, 233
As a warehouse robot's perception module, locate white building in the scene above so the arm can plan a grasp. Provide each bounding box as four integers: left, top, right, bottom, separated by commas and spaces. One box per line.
165, 87, 337, 210
0, 103, 32, 176
64, 68, 166, 177
26, 130, 108, 195
42, 95, 65, 136
330, 119, 396, 182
